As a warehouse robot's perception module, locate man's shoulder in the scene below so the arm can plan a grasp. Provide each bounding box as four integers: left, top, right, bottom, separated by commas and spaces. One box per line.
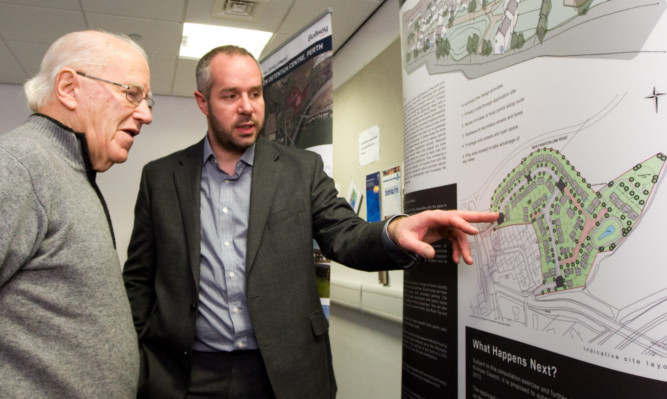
256, 136, 320, 163
0, 120, 53, 162
1, 119, 38, 144
144, 139, 204, 169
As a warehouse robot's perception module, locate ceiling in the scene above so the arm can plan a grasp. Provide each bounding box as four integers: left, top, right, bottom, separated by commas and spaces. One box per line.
0, 0, 384, 97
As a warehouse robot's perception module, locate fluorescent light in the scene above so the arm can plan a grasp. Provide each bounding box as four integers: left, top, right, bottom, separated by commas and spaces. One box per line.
180, 22, 272, 60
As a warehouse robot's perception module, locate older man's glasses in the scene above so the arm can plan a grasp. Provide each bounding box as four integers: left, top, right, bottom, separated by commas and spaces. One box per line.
76, 71, 154, 110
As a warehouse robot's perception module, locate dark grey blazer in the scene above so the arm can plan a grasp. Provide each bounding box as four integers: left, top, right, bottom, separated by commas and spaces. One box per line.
123, 137, 404, 398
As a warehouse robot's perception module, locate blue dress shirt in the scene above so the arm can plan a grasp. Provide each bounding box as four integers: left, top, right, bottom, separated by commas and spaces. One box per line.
193, 136, 416, 353
194, 137, 257, 352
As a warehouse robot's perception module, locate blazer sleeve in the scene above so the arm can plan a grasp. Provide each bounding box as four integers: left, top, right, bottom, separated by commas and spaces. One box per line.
123, 165, 157, 335
308, 154, 405, 271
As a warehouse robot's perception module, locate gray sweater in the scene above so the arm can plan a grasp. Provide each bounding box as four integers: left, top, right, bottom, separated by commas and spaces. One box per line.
0, 115, 139, 398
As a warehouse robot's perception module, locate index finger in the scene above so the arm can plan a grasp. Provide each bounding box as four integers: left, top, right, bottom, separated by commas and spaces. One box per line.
426, 210, 499, 234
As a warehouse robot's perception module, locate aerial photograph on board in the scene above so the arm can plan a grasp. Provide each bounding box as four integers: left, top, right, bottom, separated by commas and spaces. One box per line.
400, 0, 666, 77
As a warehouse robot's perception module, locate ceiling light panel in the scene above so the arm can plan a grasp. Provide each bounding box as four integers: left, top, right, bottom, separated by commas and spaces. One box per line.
180, 22, 272, 60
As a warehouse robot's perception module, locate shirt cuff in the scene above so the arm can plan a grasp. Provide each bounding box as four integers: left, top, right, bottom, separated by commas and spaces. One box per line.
381, 215, 423, 269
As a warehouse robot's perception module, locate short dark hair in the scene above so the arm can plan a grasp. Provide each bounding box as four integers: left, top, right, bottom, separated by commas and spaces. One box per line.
195, 45, 260, 99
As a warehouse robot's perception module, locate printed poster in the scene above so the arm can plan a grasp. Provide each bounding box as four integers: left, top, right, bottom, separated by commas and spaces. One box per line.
366, 171, 382, 222
260, 11, 334, 317
382, 165, 402, 219
260, 11, 333, 173
399, 0, 667, 397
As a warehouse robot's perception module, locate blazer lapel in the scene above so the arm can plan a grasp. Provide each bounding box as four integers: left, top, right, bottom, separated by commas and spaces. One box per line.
246, 138, 281, 273
173, 139, 204, 290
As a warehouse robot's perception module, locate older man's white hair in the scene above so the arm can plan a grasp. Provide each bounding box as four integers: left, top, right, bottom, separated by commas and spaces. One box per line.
24, 30, 148, 112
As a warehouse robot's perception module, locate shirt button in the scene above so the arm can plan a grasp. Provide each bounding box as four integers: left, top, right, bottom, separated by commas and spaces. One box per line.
223, 207, 229, 213
233, 306, 239, 313
229, 271, 236, 278
237, 341, 246, 348
224, 241, 230, 247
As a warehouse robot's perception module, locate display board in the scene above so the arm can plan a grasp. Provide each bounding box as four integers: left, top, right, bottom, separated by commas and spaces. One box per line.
399, 0, 667, 397
260, 10, 334, 317
260, 10, 333, 172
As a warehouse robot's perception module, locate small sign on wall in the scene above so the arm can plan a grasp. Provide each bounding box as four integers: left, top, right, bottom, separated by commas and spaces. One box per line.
365, 171, 381, 222
381, 165, 402, 219
359, 125, 380, 166
346, 179, 363, 215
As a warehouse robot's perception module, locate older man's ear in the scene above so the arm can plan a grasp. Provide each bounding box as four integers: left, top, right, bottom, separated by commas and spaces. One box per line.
52, 69, 80, 111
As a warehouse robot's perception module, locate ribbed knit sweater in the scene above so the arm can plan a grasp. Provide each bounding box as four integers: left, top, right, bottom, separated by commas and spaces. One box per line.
0, 115, 139, 398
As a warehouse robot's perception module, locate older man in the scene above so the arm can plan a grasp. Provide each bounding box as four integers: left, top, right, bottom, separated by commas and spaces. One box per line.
0, 30, 153, 398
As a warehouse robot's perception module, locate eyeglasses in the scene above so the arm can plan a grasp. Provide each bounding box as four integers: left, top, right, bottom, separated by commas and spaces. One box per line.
76, 71, 154, 110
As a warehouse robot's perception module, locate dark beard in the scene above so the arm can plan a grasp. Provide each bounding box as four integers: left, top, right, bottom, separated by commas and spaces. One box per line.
208, 105, 262, 155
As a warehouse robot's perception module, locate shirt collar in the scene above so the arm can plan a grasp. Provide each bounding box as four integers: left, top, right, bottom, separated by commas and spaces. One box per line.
34, 113, 97, 182
202, 134, 256, 168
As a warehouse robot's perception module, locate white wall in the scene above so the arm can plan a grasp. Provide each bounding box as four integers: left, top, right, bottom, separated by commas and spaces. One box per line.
0, 84, 29, 128
329, 1, 404, 398
333, 0, 400, 90
97, 96, 206, 265
329, 42, 404, 399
